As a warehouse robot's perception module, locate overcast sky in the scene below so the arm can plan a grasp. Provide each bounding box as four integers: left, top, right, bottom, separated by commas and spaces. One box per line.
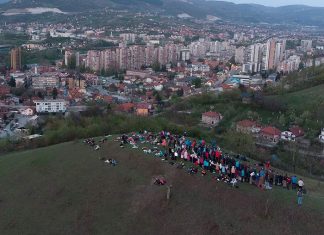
226, 0, 324, 7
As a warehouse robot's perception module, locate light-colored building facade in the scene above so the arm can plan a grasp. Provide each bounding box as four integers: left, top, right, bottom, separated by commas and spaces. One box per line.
201, 111, 223, 126
34, 100, 67, 113
32, 76, 58, 89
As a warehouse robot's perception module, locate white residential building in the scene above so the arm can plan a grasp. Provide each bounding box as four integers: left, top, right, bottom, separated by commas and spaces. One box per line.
120, 33, 136, 43
319, 129, 324, 143
281, 131, 296, 142
301, 40, 313, 52
32, 76, 58, 89
279, 55, 301, 73
20, 108, 34, 116
187, 64, 210, 73
34, 100, 67, 113
235, 47, 245, 64
180, 49, 190, 61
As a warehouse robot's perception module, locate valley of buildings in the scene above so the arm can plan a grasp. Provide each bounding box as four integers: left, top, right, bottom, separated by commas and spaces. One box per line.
0, 13, 324, 150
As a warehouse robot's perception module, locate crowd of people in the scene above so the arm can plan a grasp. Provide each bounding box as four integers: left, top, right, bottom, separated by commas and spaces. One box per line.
118, 131, 305, 194
84, 130, 306, 205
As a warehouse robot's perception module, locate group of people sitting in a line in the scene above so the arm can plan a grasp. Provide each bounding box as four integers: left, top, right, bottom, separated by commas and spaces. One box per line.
84, 138, 101, 151
84, 138, 118, 166
117, 131, 305, 193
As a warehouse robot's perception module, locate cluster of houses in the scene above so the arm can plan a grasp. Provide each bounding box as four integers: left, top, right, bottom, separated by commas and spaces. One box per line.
116, 102, 153, 116
235, 119, 306, 145
200, 111, 324, 146
0, 103, 39, 139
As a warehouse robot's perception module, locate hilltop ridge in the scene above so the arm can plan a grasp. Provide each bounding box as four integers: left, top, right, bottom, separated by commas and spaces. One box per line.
2, 0, 324, 26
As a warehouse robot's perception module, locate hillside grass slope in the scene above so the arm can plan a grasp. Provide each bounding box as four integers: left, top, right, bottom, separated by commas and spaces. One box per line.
0, 139, 324, 234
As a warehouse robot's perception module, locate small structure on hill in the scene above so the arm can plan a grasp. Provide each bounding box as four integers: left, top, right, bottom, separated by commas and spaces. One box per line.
319, 128, 324, 143
135, 103, 152, 116
259, 126, 281, 144
281, 126, 305, 142
201, 111, 223, 126
236, 119, 260, 134
281, 131, 296, 142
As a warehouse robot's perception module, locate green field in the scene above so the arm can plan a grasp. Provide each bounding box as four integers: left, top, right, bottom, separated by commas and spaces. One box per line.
0, 139, 324, 235
271, 84, 324, 112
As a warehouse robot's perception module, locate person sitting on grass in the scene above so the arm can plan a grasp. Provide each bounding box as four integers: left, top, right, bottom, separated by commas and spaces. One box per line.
154, 177, 166, 185
104, 159, 117, 166
176, 162, 185, 169
111, 159, 117, 166
230, 178, 238, 188
188, 167, 198, 175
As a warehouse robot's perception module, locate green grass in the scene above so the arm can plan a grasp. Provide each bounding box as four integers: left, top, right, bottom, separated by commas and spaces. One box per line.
271, 84, 324, 112
0, 139, 324, 234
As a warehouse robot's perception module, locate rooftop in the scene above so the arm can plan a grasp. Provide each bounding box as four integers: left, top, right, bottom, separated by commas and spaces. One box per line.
261, 126, 281, 136
202, 111, 221, 118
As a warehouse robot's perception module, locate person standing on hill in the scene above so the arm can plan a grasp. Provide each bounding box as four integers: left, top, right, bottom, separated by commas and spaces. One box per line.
286, 176, 291, 190
291, 175, 297, 190
298, 178, 304, 190
297, 188, 303, 206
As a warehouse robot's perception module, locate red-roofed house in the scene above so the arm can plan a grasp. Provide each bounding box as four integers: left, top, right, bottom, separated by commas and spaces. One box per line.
202, 111, 223, 126
135, 103, 152, 116
260, 126, 281, 143
102, 95, 114, 104
236, 120, 260, 134
68, 89, 83, 102
117, 103, 135, 113
289, 126, 304, 138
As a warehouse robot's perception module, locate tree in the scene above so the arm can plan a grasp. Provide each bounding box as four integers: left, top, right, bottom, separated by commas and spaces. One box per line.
192, 78, 202, 88
154, 92, 162, 103
37, 91, 44, 99
167, 72, 176, 80
223, 130, 256, 157
152, 61, 161, 72
52, 87, 58, 99
8, 77, 16, 87
278, 114, 286, 128
298, 62, 304, 70
161, 65, 167, 72
176, 88, 184, 97
67, 54, 76, 70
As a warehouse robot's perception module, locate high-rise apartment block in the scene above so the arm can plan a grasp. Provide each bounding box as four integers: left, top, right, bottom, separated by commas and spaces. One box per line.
86, 43, 182, 72
10, 47, 22, 72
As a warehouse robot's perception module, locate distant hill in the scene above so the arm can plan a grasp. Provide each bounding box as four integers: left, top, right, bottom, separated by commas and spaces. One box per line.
2, 0, 324, 26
